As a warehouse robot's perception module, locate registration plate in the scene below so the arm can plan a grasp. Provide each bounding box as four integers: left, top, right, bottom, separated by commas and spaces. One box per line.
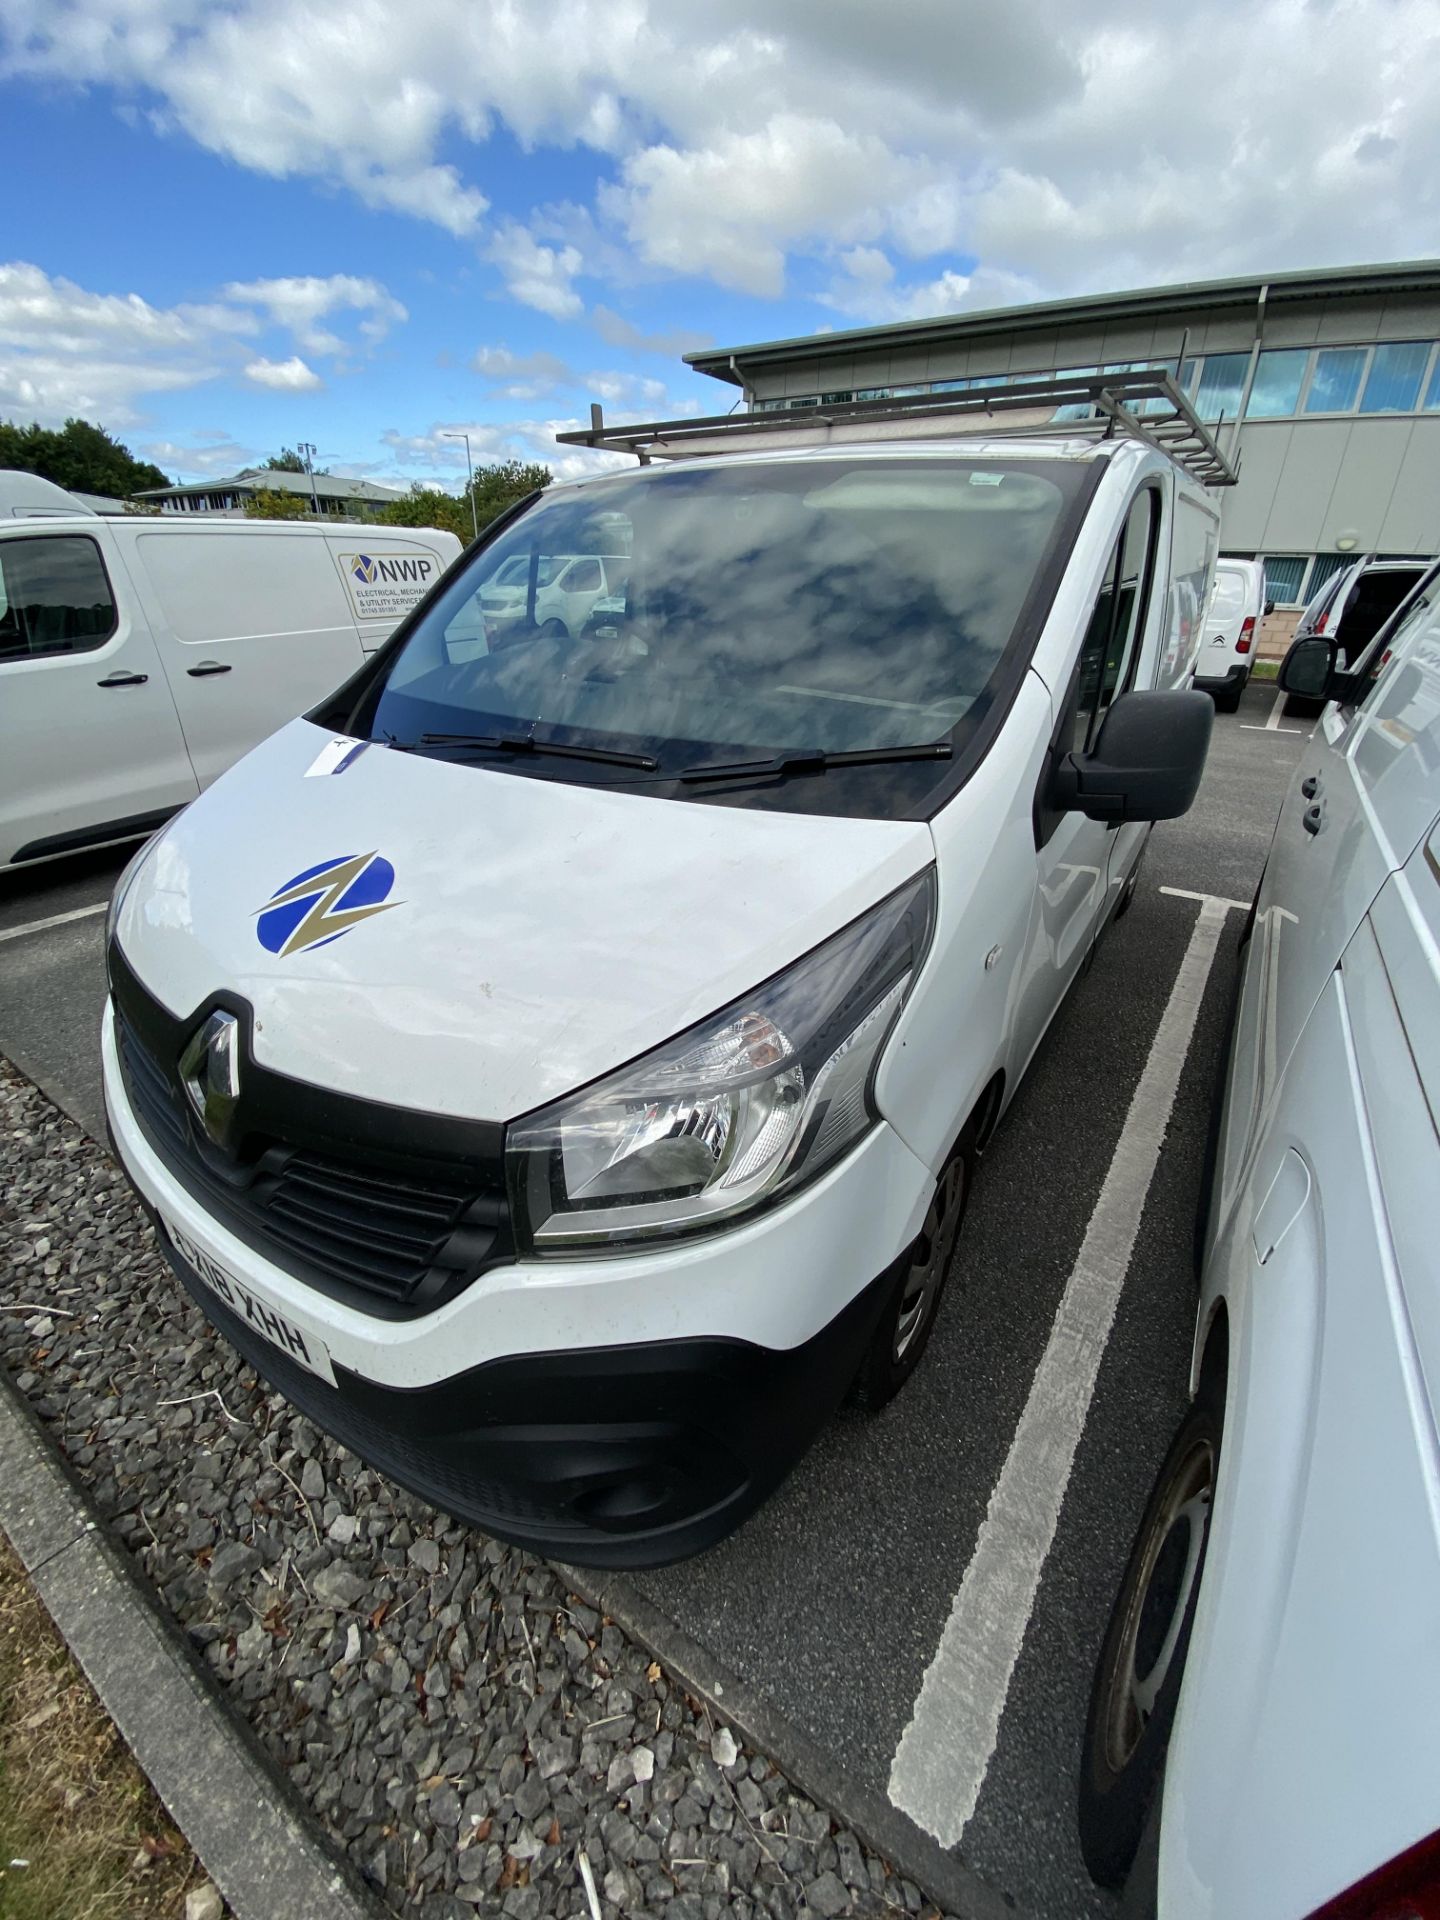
162, 1216, 337, 1386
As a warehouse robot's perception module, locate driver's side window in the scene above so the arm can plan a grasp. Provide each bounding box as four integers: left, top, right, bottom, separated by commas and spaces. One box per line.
1072, 490, 1158, 754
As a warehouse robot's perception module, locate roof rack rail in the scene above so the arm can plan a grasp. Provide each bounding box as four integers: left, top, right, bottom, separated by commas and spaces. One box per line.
558, 369, 1239, 487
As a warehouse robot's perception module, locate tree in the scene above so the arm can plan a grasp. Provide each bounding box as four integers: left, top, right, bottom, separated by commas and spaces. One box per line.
374, 486, 471, 539
243, 487, 311, 521
469, 459, 551, 534
0, 417, 170, 497
262, 448, 309, 473
373, 460, 552, 544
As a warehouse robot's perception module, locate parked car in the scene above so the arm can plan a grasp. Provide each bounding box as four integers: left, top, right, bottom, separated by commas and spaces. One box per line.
1079, 586, 1440, 1915
103, 411, 1219, 1569
1192, 557, 1270, 711
478, 550, 627, 644
0, 511, 461, 872
1294, 554, 1431, 665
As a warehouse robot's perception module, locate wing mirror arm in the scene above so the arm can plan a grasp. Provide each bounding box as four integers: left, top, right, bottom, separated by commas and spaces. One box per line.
1053, 690, 1214, 824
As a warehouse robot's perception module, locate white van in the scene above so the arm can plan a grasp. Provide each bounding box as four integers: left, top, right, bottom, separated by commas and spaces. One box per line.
478, 551, 628, 643
1080, 562, 1440, 1918
1295, 554, 1432, 665
1193, 556, 1269, 710
101, 378, 1225, 1568
0, 512, 461, 871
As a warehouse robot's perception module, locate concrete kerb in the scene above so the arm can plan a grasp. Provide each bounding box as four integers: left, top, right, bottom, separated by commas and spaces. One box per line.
0, 1368, 388, 1920
558, 1563, 1021, 1920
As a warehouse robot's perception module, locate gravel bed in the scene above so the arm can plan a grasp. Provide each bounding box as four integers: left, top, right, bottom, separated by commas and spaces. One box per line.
0, 1060, 953, 1920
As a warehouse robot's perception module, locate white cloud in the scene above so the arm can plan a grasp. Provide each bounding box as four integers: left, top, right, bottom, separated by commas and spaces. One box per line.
0, 260, 405, 428
820, 247, 1041, 323
244, 354, 323, 391
591, 305, 712, 357
3, 0, 1439, 324
222, 275, 407, 354
382, 417, 631, 486
484, 222, 584, 319
471, 344, 576, 399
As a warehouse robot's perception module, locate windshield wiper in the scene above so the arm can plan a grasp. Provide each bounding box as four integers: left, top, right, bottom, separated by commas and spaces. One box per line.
677, 742, 952, 784
411, 731, 659, 771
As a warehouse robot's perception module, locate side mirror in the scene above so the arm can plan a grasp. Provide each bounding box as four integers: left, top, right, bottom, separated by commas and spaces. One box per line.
1277, 634, 1340, 699
1052, 689, 1213, 823
1264, 598, 1276, 616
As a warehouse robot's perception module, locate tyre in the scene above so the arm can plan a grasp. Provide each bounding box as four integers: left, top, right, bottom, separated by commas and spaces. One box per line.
851, 1145, 970, 1410
1211, 676, 1244, 714
538, 618, 570, 643
1078, 1383, 1222, 1887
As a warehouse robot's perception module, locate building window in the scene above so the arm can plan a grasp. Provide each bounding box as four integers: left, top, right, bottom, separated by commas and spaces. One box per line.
1304, 347, 1367, 414
1300, 552, 1353, 604
1425, 357, 1440, 412
1193, 353, 1250, 421
1246, 349, 1309, 418
1262, 556, 1308, 606
1360, 341, 1431, 414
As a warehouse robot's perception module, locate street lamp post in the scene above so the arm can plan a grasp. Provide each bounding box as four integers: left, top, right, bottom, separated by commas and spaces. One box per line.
297, 441, 320, 517
442, 431, 479, 543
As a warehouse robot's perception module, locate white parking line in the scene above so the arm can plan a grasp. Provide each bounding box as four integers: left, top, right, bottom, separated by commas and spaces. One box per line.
887, 892, 1236, 1847
0, 901, 108, 945
1240, 689, 1303, 735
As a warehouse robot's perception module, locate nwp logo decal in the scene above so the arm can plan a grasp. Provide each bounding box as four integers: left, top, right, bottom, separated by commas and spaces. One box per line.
256, 852, 398, 957
351, 554, 378, 584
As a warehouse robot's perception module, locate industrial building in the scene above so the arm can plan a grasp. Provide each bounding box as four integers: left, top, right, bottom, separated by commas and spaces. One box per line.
687, 259, 1440, 620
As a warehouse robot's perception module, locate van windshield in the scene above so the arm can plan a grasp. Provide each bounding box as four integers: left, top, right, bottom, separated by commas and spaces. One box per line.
360, 456, 1084, 812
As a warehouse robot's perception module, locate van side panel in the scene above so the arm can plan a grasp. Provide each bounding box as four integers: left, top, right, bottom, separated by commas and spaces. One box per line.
324, 531, 461, 652
0, 523, 197, 869
127, 526, 369, 788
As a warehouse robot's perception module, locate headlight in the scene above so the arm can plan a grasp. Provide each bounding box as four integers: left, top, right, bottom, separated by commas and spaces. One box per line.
105, 836, 158, 949
508, 870, 935, 1252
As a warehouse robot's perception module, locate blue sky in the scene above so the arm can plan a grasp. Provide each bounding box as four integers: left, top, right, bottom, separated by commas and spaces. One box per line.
1, 0, 1435, 491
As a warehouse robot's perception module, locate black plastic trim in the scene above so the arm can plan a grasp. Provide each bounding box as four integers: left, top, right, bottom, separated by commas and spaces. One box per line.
155, 1219, 901, 1568
12, 806, 179, 865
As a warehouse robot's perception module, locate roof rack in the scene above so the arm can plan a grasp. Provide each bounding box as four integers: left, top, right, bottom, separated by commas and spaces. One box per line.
557, 369, 1239, 487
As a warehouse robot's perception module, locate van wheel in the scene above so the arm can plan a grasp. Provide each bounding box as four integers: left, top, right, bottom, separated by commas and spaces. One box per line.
851, 1147, 970, 1410
1212, 678, 1244, 714
538, 618, 570, 643
1078, 1384, 1222, 1887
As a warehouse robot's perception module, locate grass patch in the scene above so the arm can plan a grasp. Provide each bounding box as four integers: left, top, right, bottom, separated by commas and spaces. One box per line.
0, 1536, 211, 1919
1250, 658, 1281, 681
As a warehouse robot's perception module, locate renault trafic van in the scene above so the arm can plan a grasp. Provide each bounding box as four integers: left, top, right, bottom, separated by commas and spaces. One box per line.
0, 510, 461, 871
102, 377, 1225, 1567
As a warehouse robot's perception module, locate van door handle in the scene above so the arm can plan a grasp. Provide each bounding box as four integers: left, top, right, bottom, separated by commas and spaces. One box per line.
1300, 774, 1320, 799
97, 670, 148, 687
1302, 802, 1323, 836
186, 660, 232, 677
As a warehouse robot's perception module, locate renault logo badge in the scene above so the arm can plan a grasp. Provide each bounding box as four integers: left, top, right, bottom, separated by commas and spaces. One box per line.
180, 1010, 241, 1150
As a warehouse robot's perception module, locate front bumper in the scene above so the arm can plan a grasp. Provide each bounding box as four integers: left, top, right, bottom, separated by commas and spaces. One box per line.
102, 1001, 932, 1565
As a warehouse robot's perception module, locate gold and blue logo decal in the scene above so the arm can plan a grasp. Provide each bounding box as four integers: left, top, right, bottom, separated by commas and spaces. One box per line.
352, 554, 378, 584
256, 852, 397, 957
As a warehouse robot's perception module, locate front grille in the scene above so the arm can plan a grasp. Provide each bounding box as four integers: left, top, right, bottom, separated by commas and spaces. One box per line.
111, 948, 513, 1316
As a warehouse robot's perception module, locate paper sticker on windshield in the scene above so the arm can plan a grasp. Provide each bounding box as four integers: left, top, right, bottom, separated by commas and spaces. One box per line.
336, 547, 440, 623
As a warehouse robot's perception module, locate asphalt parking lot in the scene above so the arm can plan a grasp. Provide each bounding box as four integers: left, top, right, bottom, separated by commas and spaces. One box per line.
0, 678, 1311, 1918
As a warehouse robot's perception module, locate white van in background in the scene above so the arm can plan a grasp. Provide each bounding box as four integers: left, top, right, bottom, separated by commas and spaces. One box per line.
0, 512, 461, 871
1295, 555, 1432, 665
1192, 557, 1268, 711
